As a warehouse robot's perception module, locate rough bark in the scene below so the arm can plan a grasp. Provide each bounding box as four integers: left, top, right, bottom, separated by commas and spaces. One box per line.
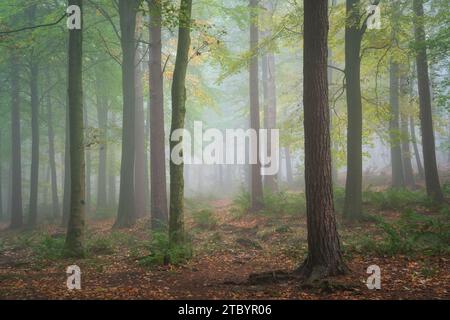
115, 0, 139, 228
62, 97, 71, 226
249, 0, 264, 211
84, 98, 91, 215
148, 0, 168, 230
169, 0, 192, 244
297, 0, 348, 281
412, 0, 443, 202
10, 52, 23, 229
64, 0, 85, 257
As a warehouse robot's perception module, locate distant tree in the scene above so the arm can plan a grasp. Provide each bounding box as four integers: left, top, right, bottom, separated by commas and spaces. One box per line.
412, 0, 444, 202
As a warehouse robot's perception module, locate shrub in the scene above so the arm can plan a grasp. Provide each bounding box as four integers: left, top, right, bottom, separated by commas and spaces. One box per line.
139, 231, 192, 266
192, 209, 218, 230
230, 190, 251, 217
33, 235, 65, 260
87, 236, 114, 255
261, 191, 306, 216
363, 188, 429, 211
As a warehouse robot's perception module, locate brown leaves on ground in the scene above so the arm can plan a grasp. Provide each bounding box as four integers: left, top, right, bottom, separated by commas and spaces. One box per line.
0, 199, 448, 300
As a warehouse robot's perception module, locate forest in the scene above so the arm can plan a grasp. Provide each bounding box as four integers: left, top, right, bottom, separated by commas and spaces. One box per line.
0, 0, 449, 300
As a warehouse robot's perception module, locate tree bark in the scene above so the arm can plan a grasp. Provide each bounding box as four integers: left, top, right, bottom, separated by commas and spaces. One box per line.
389, 62, 405, 188
64, 0, 85, 257
343, 0, 363, 220
84, 98, 91, 215
249, 0, 264, 211
46, 80, 60, 219
62, 96, 71, 226
115, 0, 139, 228
169, 0, 192, 244
297, 0, 347, 281
285, 146, 294, 187
412, 0, 443, 202
134, 44, 146, 219
410, 115, 425, 179
95, 75, 107, 210
400, 75, 415, 189
10, 52, 23, 229
148, 0, 168, 230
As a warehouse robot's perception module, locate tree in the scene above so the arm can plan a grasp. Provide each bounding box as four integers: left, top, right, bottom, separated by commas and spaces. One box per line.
27, 3, 40, 227
169, 0, 193, 244
95, 73, 108, 211
412, 0, 444, 202
343, 0, 380, 220
389, 61, 405, 188
148, 0, 168, 230
297, 0, 347, 281
410, 115, 425, 179
115, 0, 139, 228
400, 74, 415, 189
65, 0, 86, 257
10, 51, 23, 229
249, 0, 264, 211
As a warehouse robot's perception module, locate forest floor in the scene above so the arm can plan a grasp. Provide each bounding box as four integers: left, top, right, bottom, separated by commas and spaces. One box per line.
0, 196, 449, 300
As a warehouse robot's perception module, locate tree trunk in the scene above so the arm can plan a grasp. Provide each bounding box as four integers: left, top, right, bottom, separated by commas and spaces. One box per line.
46, 81, 60, 219
62, 96, 71, 226
95, 75, 107, 210
343, 0, 363, 220
134, 44, 146, 219
115, 0, 139, 228
0, 132, 3, 221
64, 0, 85, 257
249, 0, 264, 211
400, 75, 415, 189
10, 52, 23, 229
413, 0, 443, 202
285, 146, 294, 187
297, 0, 347, 281
148, 0, 168, 230
84, 99, 91, 215
389, 62, 405, 188
410, 115, 425, 179
169, 0, 192, 244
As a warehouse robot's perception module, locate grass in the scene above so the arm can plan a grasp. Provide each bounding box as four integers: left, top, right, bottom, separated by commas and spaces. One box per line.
192, 209, 218, 230
363, 188, 432, 211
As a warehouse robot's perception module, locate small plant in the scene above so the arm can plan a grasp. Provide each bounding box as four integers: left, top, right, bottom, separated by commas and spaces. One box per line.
231, 189, 251, 217
33, 235, 65, 260
363, 188, 429, 211
87, 236, 114, 255
139, 231, 192, 266
192, 209, 218, 230
261, 191, 306, 216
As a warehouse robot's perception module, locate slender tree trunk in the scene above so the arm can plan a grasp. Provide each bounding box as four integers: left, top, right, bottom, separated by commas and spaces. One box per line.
169, 0, 192, 244
0, 132, 3, 221
148, 0, 168, 229
95, 76, 107, 210
410, 115, 425, 179
65, 0, 85, 257
389, 62, 405, 188
412, 0, 443, 202
115, 0, 139, 228
46, 83, 60, 219
400, 75, 415, 189
62, 96, 71, 226
83, 99, 91, 215
343, 0, 363, 220
108, 140, 116, 208
285, 146, 294, 187
134, 44, 146, 218
10, 52, 23, 229
297, 0, 347, 281
249, 0, 264, 211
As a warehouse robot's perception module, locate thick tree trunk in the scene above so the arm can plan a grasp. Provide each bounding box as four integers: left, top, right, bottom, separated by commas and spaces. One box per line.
343, 0, 363, 220
115, 0, 139, 228
64, 0, 85, 257
95, 76, 107, 210
169, 0, 192, 244
46, 83, 60, 219
148, 0, 168, 230
249, 0, 264, 211
389, 62, 405, 188
10, 52, 23, 229
297, 0, 347, 281
134, 45, 146, 219
413, 0, 443, 202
